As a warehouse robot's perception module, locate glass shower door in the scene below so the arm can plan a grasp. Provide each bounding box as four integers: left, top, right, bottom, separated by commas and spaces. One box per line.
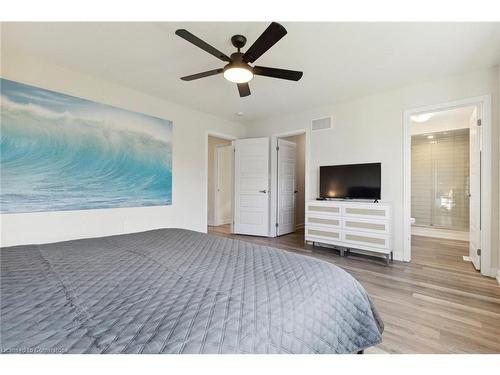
411, 128, 470, 231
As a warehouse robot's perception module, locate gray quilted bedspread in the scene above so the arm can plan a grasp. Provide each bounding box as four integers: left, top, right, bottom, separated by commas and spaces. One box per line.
1, 228, 383, 354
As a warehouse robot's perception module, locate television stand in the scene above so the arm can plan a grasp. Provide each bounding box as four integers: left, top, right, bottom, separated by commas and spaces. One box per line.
305, 200, 392, 264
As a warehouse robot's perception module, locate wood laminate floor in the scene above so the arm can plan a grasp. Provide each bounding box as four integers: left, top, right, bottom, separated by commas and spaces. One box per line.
208, 225, 500, 354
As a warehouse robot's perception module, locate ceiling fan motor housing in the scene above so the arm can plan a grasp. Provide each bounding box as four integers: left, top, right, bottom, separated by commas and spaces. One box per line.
225, 52, 251, 72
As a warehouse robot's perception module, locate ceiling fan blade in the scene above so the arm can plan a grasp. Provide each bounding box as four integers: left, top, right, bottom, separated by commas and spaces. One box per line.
242, 22, 287, 63
180, 68, 223, 81
253, 66, 303, 81
237, 83, 251, 97
175, 29, 231, 62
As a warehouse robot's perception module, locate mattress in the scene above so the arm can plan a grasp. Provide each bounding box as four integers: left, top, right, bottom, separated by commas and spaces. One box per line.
0, 228, 383, 354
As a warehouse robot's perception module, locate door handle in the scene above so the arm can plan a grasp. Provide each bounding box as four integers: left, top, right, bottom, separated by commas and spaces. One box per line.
294, 190, 298, 194
259, 190, 267, 194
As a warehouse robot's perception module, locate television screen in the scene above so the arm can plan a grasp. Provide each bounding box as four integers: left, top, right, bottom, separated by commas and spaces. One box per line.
319, 163, 381, 199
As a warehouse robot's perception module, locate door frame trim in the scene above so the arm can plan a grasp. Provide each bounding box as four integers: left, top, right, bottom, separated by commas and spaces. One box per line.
270, 129, 309, 237
205, 131, 237, 232
402, 95, 493, 277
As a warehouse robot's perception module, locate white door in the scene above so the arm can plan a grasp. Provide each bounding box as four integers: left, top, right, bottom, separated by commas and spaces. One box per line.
234, 137, 270, 236
215, 145, 232, 226
469, 106, 481, 270
277, 139, 297, 236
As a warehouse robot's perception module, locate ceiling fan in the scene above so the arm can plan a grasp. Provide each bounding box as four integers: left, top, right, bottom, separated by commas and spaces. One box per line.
175, 22, 303, 97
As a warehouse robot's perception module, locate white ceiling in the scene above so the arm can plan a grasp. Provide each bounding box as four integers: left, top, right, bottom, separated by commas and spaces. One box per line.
2, 22, 499, 123
411, 105, 476, 135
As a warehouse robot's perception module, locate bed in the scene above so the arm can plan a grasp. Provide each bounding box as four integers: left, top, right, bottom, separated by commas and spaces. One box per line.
0, 228, 383, 354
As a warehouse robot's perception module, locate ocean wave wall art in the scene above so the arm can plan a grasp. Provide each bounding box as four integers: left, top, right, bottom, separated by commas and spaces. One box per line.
0, 79, 172, 213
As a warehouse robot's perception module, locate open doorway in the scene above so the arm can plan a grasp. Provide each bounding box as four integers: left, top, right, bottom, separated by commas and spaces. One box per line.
207, 135, 233, 232
408, 103, 485, 272
276, 133, 306, 236
404, 95, 492, 276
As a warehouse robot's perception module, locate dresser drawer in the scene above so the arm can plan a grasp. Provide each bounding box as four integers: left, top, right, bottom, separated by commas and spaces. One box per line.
342, 217, 389, 234
342, 231, 390, 250
343, 204, 390, 220
305, 214, 341, 229
306, 202, 341, 216
305, 225, 341, 242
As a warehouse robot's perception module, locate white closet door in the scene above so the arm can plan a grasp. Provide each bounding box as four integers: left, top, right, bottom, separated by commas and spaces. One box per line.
277, 139, 297, 236
469, 106, 481, 270
234, 137, 270, 236
215, 145, 232, 225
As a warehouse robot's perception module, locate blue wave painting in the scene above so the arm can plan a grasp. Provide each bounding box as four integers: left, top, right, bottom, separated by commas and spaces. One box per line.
0, 78, 172, 213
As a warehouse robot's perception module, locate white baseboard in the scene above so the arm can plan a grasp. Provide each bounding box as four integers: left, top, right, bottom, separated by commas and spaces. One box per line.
411, 226, 469, 241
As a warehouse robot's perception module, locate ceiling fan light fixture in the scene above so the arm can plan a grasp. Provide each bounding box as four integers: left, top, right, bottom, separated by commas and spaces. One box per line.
223, 65, 254, 83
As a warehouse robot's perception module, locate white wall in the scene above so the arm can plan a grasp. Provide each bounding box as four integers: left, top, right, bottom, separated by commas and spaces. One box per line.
207, 136, 232, 226
247, 67, 499, 275
0, 49, 247, 247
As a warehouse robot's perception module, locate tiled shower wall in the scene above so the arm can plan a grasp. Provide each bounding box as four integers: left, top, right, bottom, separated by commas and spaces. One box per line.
411, 128, 470, 231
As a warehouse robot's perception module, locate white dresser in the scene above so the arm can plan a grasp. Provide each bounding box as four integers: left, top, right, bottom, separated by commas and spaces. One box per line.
305, 200, 392, 263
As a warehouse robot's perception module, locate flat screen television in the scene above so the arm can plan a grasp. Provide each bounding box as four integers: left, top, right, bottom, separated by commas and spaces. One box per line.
319, 163, 381, 199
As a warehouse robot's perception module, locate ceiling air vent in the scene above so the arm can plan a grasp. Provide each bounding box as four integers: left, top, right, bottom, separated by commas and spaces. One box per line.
311, 116, 332, 131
